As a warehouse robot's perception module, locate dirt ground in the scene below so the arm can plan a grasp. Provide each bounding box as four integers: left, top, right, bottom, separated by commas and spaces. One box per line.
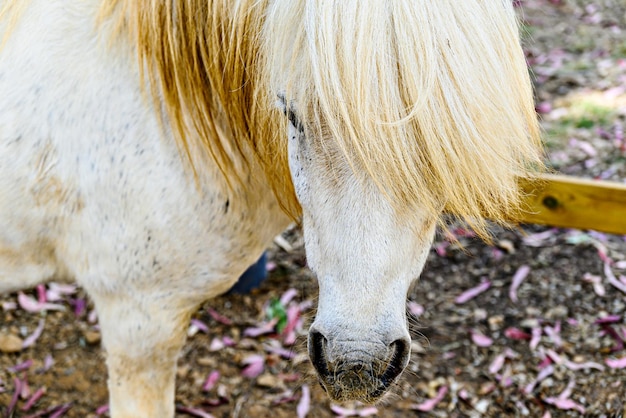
1, 0, 626, 416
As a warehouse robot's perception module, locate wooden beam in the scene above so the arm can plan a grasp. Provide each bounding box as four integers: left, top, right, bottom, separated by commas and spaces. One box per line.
518, 174, 626, 235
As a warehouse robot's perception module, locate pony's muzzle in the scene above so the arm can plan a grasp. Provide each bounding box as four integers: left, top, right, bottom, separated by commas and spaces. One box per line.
308, 328, 410, 403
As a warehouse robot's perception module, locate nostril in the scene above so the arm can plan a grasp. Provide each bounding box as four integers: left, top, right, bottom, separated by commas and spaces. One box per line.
309, 330, 330, 377
380, 338, 410, 386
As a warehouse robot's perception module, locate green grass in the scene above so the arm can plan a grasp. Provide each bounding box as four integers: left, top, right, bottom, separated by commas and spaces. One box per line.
560, 99, 616, 129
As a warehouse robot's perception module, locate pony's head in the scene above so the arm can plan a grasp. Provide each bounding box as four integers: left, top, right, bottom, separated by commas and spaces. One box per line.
103, 0, 543, 404
264, 0, 543, 402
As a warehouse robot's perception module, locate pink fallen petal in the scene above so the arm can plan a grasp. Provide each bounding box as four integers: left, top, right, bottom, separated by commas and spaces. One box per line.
280, 288, 298, 306
22, 319, 45, 349
594, 315, 622, 324
298, 300, 314, 311
241, 354, 265, 378
95, 404, 109, 415
47, 402, 74, 418
455, 281, 491, 304
510, 265, 530, 303
357, 407, 378, 417
458, 389, 469, 401
505, 327, 531, 340
470, 330, 493, 347
599, 325, 625, 352
20, 375, 31, 399
564, 360, 604, 371
87, 309, 98, 323
451, 227, 476, 238
434, 242, 449, 257
411, 385, 448, 412
543, 397, 585, 414
536, 101, 552, 114
331, 405, 357, 416
208, 337, 225, 352
2, 301, 17, 311
7, 377, 22, 416
523, 229, 556, 247
264, 343, 295, 359
596, 242, 612, 264
544, 322, 562, 348
605, 357, 626, 368
615, 260, 626, 269
45, 283, 77, 302
266, 261, 277, 272
207, 308, 233, 325
604, 263, 626, 294
272, 390, 299, 405
407, 301, 424, 317
21, 387, 46, 411
297, 384, 310, 418
524, 364, 554, 394
7, 359, 33, 373
282, 305, 301, 340
530, 327, 542, 350
558, 379, 576, 400
283, 327, 298, 346
42, 355, 54, 372
222, 336, 235, 347
498, 370, 514, 388
71, 298, 87, 317
243, 318, 279, 338
18, 293, 65, 313
190, 319, 209, 333
545, 349, 564, 365
36, 284, 46, 304
583, 273, 606, 297
489, 353, 506, 374
491, 247, 504, 261
202, 370, 220, 392
175, 405, 215, 418
330, 404, 378, 417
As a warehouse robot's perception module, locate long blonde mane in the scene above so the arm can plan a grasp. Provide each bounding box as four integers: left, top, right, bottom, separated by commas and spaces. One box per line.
2, 0, 544, 238
262, 1, 544, 237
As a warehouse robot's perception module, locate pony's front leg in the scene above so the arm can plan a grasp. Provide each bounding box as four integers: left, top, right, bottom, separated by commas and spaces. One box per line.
91, 292, 194, 418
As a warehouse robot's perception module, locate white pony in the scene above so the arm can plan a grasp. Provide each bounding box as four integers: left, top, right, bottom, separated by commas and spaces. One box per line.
0, 0, 542, 416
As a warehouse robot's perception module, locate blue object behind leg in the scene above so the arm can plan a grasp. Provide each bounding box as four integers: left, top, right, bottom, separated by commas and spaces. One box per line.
228, 253, 268, 294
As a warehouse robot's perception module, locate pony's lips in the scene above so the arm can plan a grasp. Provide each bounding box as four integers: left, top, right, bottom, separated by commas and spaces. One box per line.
309, 332, 410, 404
316, 369, 392, 404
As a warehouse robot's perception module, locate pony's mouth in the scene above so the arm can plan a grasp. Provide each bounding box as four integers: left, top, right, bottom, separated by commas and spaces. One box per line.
316, 368, 393, 404
312, 338, 409, 404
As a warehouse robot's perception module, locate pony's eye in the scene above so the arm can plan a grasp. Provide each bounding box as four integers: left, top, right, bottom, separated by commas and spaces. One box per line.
286, 109, 304, 133
277, 94, 304, 133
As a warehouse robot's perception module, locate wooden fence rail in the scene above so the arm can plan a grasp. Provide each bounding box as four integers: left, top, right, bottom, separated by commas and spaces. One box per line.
519, 174, 626, 235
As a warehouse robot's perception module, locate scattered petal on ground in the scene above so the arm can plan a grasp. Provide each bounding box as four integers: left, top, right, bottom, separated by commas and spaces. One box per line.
410, 385, 449, 412
202, 370, 220, 392
296, 384, 310, 418
470, 330, 493, 347
175, 405, 215, 418
241, 354, 265, 378
605, 357, 626, 369
510, 265, 530, 303
455, 281, 491, 304
22, 319, 45, 349
17, 293, 65, 313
